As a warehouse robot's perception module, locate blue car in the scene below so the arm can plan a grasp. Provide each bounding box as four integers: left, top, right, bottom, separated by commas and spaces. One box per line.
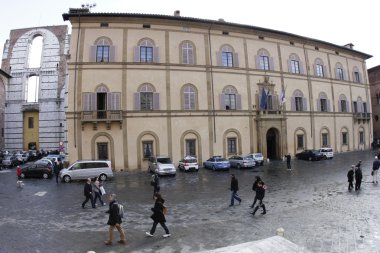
203, 156, 230, 171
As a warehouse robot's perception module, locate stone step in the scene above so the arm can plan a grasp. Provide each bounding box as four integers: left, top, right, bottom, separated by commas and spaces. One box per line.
197, 236, 310, 253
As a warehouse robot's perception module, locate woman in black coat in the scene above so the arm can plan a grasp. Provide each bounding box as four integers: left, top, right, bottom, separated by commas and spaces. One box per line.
146, 193, 171, 238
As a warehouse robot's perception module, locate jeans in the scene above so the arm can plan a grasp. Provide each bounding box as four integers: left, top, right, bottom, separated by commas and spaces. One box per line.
348, 181, 353, 191
108, 223, 126, 242
94, 191, 104, 206
230, 191, 241, 206
373, 170, 378, 182
150, 221, 170, 235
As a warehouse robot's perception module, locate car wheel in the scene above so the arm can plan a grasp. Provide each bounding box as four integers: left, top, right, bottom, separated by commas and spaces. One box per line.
20, 173, 25, 179
63, 175, 71, 183
42, 173, 49, 179
237, 164, 241, 169
99, 174, 107, 181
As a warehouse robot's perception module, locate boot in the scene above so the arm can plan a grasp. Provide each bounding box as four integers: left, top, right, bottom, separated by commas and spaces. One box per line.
261, 204, 266, 214
252, 206, 259, 216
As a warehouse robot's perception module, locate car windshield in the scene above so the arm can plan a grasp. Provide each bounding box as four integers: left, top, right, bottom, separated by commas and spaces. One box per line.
255, 154, 263, 158
184, 159, 197, 163
244, 156, 252, 160
215, 158, 226, 162
157, 157, 172, 164
312, 150, 320, 154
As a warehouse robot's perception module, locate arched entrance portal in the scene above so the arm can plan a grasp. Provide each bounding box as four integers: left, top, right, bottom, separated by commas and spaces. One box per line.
266, 128, 279, 160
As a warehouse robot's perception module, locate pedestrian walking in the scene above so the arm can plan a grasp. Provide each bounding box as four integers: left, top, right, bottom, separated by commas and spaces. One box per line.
372, 156, 380, 183
229, 174, 241, 206
145, 193, 171, 238
151, 171, 160, 198
347, 165, 354, 191
16, 165, 22, 180
356, 160, 362, 169
251, 181, 266, 216
250, 176, 264, 208
104, 193, 126, 245
82, 178, 95, 209
355, 166, 363, 191
284, 153, 292, 170
53, 159, 62, 184
93, 177, 106, 206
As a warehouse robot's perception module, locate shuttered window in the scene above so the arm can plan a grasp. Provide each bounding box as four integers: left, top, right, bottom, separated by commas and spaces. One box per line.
183, 85, 196, 110
181, 41, 194, 64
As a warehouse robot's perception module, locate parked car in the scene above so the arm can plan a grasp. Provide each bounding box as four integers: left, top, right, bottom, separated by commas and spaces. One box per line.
295, 150, 325, 161
20, 162, 52, 179
319, 147, 334, 159
59, 160, 114, 183
228, 155, 255, 169
245, 153, 265, 166
178, 156, 199, 172
45, 154, 65, 163
2, 155, 19, 167
16, 154, 29, 164
203, 156, 230, 171
148, 156, 176, 176
38, 158, 54, 167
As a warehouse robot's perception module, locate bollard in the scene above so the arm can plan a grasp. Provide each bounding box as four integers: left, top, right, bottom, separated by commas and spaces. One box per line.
276, 227, 285, 237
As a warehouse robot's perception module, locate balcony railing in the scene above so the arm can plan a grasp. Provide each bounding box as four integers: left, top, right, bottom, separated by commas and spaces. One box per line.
81, 110, 122, 121
353, 112, 371, 121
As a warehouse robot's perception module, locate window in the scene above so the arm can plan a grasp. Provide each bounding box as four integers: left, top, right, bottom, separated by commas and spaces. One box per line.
181, 41, 194, 64
314, 58, 325, 77
28, 117, 34, 128
353, 101, 358, 113
363, 102, 367, 113
291, 60, 300, 74
322, 133, 328, 146
222, 50, 233, 67
297, 134, 304, 149
354, 72, 360, 83
260, 55, 269, 70
183, 85, 196, 110
28, 35, 43, 68
288, 54, 302, 74
135, 39, 157, 63
320, 99, 327, 112
359, 131, 364, 144
316, 64, 324, 77
339, 95, 348, 112
335, 63, 344, 80
26, 76, 39, 102
340, 100, 347, 112
96, 45, 109, 62
221, 86, 241, 110
140, 46, 153, 63
227, 138, 237, 155
342, 132, 348, 145
295, 97, 303, 111
143, 141, 153, 158
376, 94, 380, 105
185, 139, 196, 156
134, 84, 160, 111
91, 38, 114, 62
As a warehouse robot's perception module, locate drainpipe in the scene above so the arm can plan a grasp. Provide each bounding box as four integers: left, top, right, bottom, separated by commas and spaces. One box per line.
73, 14, 81, 148
208, 21, 216, 142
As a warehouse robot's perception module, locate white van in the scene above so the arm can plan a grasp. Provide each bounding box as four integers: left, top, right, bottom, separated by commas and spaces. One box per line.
59, 160, 114, 183
319, 148, 334, 159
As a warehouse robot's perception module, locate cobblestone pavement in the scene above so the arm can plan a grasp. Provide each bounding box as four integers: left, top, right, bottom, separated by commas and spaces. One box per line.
0, 150, 380, 253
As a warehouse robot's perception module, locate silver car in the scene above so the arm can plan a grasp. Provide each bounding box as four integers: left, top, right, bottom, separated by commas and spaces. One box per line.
59, 160, 114, 183
246, 153, 264, 166
228, 155, 255, 169
148, 156, 176, 176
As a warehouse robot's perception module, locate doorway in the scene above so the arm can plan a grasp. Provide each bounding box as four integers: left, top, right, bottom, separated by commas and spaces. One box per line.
97, 142, 109, 160
97, 93, 107, 119
266, 128, 279, 160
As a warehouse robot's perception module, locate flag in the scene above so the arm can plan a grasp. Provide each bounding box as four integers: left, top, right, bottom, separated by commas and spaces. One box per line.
259, 88, 268, 109
280, 86, 286, 104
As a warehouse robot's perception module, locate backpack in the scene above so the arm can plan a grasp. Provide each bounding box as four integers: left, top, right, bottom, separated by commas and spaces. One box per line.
114, 203, 125, 219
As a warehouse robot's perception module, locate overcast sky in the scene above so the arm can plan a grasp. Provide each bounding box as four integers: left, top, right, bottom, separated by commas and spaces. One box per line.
1, 0, 378, 69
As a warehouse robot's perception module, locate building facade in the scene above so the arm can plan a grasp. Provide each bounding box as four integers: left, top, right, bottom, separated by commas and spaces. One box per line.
369, 65, 380, 140
1, 26, 69, 152
0, 69, 11, 149
63, 9, 372, 171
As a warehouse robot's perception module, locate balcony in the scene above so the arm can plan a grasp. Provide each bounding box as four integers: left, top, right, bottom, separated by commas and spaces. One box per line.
353, 112, 371, 123
81, 110, 122, 130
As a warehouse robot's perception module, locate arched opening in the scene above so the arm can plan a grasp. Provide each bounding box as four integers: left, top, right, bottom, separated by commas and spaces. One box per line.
28, 35, 43, 68
266, 128, 279, 160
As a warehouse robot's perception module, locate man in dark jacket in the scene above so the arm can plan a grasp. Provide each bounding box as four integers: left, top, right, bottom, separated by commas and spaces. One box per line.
229, 174, 241, 207
372, 156, 380, 183
53, 159, 62, 184
104, 193, 126, 245
252, 181, 266, 215
250, 176, 264, 208
355, 167, 363, 191
347, 165, 354, 191
82, 178, 95, 209
151, 171, 160, 198
285, 153, 292, 170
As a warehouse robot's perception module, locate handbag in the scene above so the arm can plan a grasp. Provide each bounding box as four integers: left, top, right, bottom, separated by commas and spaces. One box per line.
162, 206, 168, 215
100, 186, 106, 195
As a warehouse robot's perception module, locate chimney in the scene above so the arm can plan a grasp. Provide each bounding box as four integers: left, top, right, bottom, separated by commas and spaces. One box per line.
174, 10, 180, 16
344, 43, 354, 49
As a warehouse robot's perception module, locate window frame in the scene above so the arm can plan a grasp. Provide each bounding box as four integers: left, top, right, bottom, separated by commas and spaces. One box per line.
291, 60, 300, 74
142, 141, 154, 159
295, 97, 303, 111
181, 41, 194, 65
227, 137, 237, 155
297, 134, 304, 150
342, 132, 348, 145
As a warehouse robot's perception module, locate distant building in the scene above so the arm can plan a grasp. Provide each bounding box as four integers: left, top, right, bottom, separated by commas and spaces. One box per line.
1, 26, 69, 152
63, 9, 372, 171
0, 69, 11, 149
369, 65, 380, 140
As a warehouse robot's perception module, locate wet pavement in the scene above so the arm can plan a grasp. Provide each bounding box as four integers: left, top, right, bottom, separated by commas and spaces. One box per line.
1, 150, 380, 253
